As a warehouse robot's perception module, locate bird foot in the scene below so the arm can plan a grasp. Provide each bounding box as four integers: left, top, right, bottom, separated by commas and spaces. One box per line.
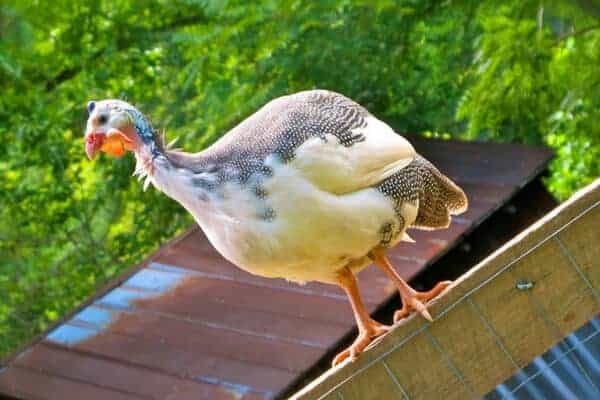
394, 280, 452, 323
332, 320, 390, 367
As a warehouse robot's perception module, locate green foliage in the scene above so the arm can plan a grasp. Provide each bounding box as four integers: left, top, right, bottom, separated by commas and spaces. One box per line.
0, 0, 598, 359
457, 0, 600, 198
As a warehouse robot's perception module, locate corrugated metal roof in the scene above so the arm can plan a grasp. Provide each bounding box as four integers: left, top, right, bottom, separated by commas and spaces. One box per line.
0, 137, 554, 400
485, 315, 600, 400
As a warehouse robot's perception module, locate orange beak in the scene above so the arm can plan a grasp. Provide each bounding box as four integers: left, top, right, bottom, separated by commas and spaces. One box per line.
85, 129, 133, 159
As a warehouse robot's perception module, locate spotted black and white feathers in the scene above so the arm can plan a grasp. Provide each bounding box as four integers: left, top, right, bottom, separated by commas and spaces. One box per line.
166, 90, 372, 183
88, 90, 470, 366
117, 89, 467, 283
377, 155, 468, 231
181, 91, 412, 195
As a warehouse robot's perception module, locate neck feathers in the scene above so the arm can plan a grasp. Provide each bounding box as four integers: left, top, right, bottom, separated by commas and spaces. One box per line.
135, 146, 218, 207
128, 110, 218, 202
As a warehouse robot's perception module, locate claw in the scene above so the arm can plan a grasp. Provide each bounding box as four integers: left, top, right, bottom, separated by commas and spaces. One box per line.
409, 297, 432, 321
371, 249, 452, 325
332, 321, 390, 367
332, 348, 351, 367
419, 307, 433, 322
394, 281, 452, 323
415, 280, 452, 301
393, 309, 409, 322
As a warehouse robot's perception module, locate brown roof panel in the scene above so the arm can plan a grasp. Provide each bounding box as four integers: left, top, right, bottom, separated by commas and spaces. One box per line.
12, 344, 257, 400
0, 365, 146, 400
0, 138, 553, 400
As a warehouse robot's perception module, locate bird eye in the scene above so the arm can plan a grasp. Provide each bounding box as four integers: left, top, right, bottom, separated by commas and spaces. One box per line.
87, 101, 96, 114
98, 114, 108, 125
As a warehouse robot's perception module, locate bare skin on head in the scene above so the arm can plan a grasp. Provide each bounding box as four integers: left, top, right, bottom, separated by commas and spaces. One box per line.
84, 100, 142, 160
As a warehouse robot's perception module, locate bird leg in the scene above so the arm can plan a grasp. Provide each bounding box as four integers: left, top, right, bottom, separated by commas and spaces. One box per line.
371, 248, 451, 323
332, 267, 390, 367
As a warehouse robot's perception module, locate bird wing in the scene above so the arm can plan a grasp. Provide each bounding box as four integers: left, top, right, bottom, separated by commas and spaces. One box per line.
188, 90, 415, 194
288, 115, 416, 194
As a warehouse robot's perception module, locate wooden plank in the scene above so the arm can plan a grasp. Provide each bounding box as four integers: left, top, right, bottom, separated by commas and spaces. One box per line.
436, 182, 598, 305
292, 180, 598, 400
383, 331, 471, 400
472, 239, 597, 367
520, 240, 598, 335
320, 393, 343, 400
0, 365, 144, 400
428, 301, 516, 395
557, 204, 600, 296
338, 361, 407, 400
12, 344, 261, 400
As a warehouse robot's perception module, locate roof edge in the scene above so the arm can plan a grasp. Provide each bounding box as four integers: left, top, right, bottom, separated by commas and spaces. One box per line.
292, 177, 599, 399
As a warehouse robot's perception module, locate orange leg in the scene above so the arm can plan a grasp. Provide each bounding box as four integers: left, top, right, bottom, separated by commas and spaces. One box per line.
332, 267, 390, 367
372, 248, 451, 323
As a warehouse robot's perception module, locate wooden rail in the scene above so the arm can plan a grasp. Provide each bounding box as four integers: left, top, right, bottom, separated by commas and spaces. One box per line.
293, 178, 600, 400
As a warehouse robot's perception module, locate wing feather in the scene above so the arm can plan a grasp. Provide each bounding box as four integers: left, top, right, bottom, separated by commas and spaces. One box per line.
290, 116, 415, 194
169, 90, 415, 193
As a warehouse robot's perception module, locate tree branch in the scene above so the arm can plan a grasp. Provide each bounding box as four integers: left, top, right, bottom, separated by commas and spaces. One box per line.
576, 0, 600, 20
44, 14, 209, 92
554, 23, 600, 46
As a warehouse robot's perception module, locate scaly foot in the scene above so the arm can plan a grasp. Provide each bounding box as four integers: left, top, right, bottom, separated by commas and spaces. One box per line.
393, 280, 452, 323
332, 319, 390, 367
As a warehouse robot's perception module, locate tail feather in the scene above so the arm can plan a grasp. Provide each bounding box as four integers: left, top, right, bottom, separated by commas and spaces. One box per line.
412, 155, 468, 230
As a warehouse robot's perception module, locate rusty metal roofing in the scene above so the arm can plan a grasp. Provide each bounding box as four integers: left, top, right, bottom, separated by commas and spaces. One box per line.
0, 137, 553, 400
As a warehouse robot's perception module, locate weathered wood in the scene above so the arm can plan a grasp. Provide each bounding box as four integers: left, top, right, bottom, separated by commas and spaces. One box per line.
338, 361, 407, 400
428, 301, 517, 395
292, 179, 600, 400
557, 205, 600, 298
383, 330, 472, 400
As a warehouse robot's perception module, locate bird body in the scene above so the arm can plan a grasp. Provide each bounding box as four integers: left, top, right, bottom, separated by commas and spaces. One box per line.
153, 149, 410, 284
85, 89, 467, 365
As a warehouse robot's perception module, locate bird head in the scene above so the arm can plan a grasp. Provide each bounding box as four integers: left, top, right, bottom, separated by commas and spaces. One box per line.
84, 99, 158, 160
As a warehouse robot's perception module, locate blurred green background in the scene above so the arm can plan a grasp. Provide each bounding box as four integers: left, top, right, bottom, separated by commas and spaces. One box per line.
1, 0, 598, 359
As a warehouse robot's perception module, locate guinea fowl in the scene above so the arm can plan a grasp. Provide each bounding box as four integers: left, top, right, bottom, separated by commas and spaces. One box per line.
84, 90, 468, 366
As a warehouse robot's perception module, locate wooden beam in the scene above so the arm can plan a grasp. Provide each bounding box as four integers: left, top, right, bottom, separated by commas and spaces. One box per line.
293, 178, 600, 400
